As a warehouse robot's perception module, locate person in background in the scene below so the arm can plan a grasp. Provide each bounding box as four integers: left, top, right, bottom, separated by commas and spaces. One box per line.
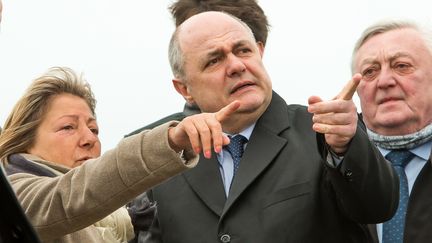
143, 11, 398, 243
353, 19, 432, 243
0, 0, 42, 241
126, 0, 269, 136
0, 66, 239, 243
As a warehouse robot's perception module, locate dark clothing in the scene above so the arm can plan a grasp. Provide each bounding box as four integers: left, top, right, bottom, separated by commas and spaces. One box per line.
368, 159, 432, 243
126, 103, 200, 137
126, 193, 157, 243
6, 154, 57, 177
142, 92, 398, 243
0, 164, 40, 243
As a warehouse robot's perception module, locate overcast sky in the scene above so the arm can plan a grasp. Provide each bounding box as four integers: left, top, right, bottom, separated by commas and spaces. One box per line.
1, 0, 432, 151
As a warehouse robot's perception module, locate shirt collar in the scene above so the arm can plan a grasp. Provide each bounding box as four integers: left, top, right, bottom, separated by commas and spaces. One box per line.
225, 123, 256, 140
217, 123, 256, 160
378, 140, 432, 161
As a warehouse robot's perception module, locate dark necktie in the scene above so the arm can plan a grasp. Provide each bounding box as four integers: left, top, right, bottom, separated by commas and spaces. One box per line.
225, 135, 248, 175
382, 149, 415, 243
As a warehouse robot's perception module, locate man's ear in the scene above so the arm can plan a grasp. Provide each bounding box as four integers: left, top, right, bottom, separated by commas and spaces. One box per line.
257, 41, 265, 57
172, 78, 195, 104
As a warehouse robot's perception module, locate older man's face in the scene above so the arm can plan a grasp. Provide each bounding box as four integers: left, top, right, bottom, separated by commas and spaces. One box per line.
174, 12, 272, 120
355, 28, 432, 135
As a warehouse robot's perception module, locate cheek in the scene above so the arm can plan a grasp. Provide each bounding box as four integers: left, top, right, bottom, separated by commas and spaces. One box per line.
194, 76, 224, 94
263, 78, 272, 91
49, 136, 79, 158
249, 61, 266, 77
356, 85, 367, 101
93, 141, 102, 156
57, 143, 76, 158
357, 85, 377, 114
43, 148, 75, 168
40, 137, 70, 158
357, 82, 374, 100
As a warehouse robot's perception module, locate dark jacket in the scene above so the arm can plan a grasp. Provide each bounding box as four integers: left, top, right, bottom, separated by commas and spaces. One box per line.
126, 103, 200, 137
368, 158, 432, 243
142, 92, 399, 243
0, 165, 40, 243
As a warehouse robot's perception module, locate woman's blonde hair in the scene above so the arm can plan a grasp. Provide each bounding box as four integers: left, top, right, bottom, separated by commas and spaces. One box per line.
0, 67, 96, 164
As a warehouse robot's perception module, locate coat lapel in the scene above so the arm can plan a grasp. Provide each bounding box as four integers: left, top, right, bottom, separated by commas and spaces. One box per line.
183, 155, 226, 216
367, 224, 379, 243
222, 92, 290, 216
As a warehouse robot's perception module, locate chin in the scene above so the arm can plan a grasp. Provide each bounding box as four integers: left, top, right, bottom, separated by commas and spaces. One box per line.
238, 100, 268, 114
376, 115, 414, 130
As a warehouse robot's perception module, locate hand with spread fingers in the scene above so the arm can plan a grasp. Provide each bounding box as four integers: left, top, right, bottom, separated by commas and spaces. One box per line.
307, 73, 362, 154
168, 101, 241, 158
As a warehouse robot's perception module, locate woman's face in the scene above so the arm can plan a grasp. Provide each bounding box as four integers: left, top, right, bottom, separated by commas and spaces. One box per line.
28, 93, 101, 168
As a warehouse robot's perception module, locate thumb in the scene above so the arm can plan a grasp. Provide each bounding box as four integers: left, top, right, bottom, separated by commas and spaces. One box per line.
337, 73, 362, 100
308, 96, 323, 106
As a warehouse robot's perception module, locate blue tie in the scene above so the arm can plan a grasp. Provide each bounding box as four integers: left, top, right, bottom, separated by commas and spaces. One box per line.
382, 149, 415, 243
225, 135, 248, 175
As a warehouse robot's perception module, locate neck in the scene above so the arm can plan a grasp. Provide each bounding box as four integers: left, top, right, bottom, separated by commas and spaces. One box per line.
368, 123, 432, 150
223, 115, 256, 134
222, 105, 266, 134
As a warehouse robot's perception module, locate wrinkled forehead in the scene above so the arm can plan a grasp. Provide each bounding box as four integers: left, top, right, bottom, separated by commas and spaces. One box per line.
353, 28, 429, 69
178, 11, 254, 50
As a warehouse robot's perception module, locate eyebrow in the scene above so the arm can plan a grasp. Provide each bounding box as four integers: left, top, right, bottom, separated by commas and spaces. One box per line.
204, 40, 251, 58
359, 58, 376, 66
232, 40, 250, 50
389, 52, 413, 62
360, 52, 413, 66
58, 115, 97, 123
205, 48, 224, 61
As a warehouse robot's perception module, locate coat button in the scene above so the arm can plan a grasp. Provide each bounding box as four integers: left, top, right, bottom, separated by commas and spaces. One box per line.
220, 234, 231, 243
344, 169, 353, 180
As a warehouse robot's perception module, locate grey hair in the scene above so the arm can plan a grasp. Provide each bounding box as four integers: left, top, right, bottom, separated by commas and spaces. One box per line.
168, 27, 185, 79
168, 12, 256, 81
351, 19, 432, 73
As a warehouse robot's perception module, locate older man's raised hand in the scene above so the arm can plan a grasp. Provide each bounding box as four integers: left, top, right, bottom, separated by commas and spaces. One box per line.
307, 74, 362, 154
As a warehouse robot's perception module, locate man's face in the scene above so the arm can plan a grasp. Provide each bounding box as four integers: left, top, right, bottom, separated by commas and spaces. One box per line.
355, 28, 432, 135
174, 12, 272, 120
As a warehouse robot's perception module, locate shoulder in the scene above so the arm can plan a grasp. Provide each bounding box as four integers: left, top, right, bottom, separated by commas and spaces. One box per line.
125, 112, 187, 137
267, 92, 310, 119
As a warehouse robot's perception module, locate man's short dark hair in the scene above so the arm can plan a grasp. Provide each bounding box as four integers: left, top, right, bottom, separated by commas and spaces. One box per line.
169, 0, 270, 45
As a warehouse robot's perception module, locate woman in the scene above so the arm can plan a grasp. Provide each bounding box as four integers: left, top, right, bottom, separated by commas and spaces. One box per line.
0, 67, 235, 243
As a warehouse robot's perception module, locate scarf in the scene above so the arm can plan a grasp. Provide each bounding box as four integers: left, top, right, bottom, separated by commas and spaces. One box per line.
367, 123, 432, 150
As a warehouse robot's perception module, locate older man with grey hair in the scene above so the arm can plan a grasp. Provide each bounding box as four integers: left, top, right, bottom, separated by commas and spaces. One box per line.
353, 19, 432, 243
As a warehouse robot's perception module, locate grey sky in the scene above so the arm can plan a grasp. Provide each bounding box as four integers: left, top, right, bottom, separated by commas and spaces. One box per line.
1, 0, 431, 151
